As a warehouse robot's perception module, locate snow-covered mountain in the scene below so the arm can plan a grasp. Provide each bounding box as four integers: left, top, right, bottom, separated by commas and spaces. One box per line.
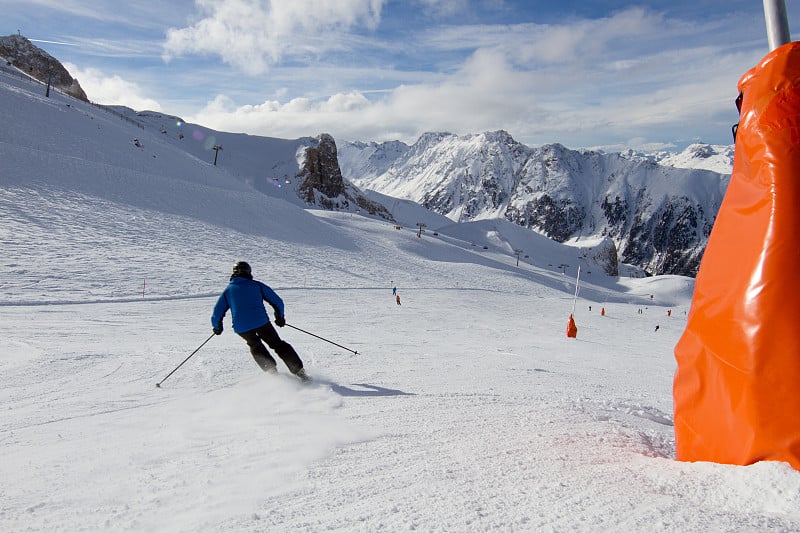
97, 108, 394, 221
0, 54, 628, 286
339, 132, 731, 277
0, 34, 395, 221
620, 143, 735, 175
4, 32, 734, 279
1, 34, 730, 279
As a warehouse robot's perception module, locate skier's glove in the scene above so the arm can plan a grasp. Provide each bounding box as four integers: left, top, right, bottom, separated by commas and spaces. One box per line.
275, 315, 286, 327
213, 326, 223, 335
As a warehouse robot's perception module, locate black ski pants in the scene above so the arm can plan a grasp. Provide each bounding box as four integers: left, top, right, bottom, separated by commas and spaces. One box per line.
238, 322, 303, 374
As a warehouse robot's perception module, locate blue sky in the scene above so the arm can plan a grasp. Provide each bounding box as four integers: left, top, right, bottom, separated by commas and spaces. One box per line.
4, 1, 798, 150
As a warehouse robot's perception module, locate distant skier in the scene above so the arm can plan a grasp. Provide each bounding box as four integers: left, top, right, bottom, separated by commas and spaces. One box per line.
654, 325, 660, 332
211, 261, 308, 381
392, 286, 397, 296
396, 294, 401, 306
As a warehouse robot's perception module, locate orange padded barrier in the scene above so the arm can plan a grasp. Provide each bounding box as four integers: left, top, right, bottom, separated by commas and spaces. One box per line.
674, 42, 800, 470
566, 314, 577, 338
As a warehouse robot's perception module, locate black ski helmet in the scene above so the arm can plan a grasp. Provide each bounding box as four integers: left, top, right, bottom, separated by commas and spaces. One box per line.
232, 261, 252, 277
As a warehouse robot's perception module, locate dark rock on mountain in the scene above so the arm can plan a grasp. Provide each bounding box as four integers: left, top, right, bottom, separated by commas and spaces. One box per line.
0, 34, 88, 101
298, 134, 394, 221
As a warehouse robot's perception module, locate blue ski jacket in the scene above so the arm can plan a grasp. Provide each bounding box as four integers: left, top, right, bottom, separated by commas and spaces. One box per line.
211, 277, 285, 334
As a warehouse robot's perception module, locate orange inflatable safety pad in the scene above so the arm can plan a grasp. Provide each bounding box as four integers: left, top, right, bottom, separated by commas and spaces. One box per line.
566, 314, 578, 338
674, 41, 800, 470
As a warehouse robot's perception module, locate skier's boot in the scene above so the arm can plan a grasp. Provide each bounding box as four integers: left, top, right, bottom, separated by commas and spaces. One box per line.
294, 368, 310, 382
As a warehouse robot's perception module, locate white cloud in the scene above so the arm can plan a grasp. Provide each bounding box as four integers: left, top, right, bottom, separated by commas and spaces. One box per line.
64, 62, 162, 111
322, 91, 371, 112
2, 1, 783, 148
177, 5, 762, 148
421, 8, 667, 66
185, 29, 752, 149
163, 0, 385, 75
17, 0, 186, 32
185, 48, 538, 142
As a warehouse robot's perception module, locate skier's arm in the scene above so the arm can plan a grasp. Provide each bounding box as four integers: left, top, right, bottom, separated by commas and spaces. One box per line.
260, 283, 285, 321
211, 291, 229, 332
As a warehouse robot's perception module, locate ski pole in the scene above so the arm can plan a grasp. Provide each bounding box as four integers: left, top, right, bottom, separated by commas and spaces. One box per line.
286, 323, 359, 355
155, 332, 216, 388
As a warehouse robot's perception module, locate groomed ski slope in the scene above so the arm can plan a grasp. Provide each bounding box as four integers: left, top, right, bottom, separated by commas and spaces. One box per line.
3, 206, 800, 532
2, 63, 800, 532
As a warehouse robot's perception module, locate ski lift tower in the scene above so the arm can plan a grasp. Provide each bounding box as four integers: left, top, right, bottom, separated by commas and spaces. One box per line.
513, 249, 524, 267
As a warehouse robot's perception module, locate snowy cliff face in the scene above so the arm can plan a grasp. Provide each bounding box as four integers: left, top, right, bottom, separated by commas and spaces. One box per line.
0, 35, 88, 101
337, 139, 410, 182
339, 132, 730, 277
298, 134, 394, 221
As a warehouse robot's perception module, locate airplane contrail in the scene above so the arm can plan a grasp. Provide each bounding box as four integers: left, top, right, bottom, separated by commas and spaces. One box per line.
29, 38, 79, 47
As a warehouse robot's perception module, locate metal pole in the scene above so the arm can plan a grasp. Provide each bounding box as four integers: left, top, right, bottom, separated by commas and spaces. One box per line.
571, 266, 582, 315
155, 333, 216, 388
286, 323, 359, 355
764, 0, 791, 51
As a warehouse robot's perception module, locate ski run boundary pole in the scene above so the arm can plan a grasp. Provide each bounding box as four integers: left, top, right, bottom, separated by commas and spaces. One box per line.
286, 323, 359, 355
155, 332, 216, 388
571, 265, 582, 315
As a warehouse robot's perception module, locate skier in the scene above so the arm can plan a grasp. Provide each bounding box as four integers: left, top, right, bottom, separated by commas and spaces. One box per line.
392, 286, 397, 296
396, 294, 401, 306
211, 261, 309, 381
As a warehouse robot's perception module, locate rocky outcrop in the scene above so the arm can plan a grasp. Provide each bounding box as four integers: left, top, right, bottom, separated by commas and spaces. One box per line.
589, 237, 620, 276
298, 134, 394, 220
0, 35, 88, 101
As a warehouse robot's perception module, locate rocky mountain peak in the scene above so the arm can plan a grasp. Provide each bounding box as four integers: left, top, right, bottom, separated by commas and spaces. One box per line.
0, 34, 88, 101
298, 134, 394, 221
481, 129, 518, 144
298, 133, 346, 201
